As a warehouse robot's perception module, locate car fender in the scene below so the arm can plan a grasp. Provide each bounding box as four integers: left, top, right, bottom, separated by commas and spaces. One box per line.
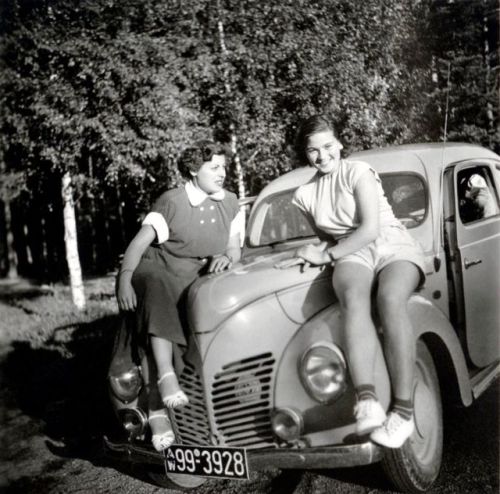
408, 295, 473, 406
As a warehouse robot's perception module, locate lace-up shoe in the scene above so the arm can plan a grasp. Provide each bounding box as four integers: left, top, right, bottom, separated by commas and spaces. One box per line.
370, 411, 415, 448
354, 399, 386, 435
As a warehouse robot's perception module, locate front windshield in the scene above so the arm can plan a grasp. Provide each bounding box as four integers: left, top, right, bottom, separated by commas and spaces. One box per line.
248, 190, 316, 247
248, 173, 427, 247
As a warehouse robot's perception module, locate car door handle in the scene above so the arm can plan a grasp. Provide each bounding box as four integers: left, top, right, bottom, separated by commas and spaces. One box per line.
464, 257, 482, 269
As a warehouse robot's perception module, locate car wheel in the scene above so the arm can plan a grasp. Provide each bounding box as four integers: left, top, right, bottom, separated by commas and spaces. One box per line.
382, 341, 443, 493
146, 470, 207, 490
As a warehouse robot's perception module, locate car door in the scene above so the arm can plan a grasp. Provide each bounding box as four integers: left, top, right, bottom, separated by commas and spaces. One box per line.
454, 160, 500, 367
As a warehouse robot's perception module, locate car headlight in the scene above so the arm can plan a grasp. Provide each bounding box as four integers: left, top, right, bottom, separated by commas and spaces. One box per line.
271, 407, 304, 442
109, 366, 143, 403
118, 408, 148, 439
299, 342, 347, 404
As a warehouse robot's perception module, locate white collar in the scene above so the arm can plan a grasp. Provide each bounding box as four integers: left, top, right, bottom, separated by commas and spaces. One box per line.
185, 180, 225, 207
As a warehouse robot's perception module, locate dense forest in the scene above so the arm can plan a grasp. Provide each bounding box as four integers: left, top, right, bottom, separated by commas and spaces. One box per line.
0, 0, 498, 304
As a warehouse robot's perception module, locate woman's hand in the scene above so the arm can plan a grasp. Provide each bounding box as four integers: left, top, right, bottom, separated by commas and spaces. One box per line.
208, 254, 233, 273
116, 273, 137, 311
115, 225, 155, 312
275, 243, 330, 270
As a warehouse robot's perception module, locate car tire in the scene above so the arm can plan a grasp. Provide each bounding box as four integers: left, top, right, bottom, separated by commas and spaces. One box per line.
146, 470, 207, 490
381, 341, 443, 493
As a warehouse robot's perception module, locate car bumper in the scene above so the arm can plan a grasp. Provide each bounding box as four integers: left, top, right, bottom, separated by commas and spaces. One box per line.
103, 436, 383, 470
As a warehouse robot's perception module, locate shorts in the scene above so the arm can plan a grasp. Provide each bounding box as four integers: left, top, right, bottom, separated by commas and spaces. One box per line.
336, 224, 426, 287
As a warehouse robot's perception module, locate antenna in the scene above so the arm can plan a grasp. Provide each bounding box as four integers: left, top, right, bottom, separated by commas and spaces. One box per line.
435, 60, 452, 273
442, 61, 451, 145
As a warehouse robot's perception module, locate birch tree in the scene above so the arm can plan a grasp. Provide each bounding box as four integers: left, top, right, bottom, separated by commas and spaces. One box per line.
215, 0, 246, 200
0, 170, 24, 279
62, 172, 85, 309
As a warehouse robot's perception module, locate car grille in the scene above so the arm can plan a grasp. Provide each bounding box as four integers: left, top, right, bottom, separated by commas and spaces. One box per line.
212, 352, 276, 448
173, 353, 277, 449
173, 362, 211, 445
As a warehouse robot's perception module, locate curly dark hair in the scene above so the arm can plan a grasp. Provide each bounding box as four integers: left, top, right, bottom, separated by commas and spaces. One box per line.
294, 114, 339, 165
178, 140, 227, 178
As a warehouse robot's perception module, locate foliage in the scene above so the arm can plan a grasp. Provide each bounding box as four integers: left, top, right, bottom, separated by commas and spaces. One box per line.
0, 0, 497, 279
209, 0, 434, 193
422, 0, 499, 152
0, 276, 116, 348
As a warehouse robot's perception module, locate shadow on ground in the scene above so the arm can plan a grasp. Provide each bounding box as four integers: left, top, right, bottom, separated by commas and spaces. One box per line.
3, 315, 120, 461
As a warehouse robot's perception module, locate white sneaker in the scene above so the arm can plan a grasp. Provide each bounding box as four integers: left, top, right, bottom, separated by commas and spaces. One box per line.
354, 399, 387, 435
370, 412, 415, 448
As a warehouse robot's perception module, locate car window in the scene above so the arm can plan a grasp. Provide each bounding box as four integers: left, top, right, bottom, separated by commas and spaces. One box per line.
380, 174, 427, 229
457, 166, 499, 224
248, 173, 427, 247
250, 190, 316, 246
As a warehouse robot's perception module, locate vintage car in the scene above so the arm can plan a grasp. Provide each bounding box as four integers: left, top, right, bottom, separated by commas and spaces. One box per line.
105, 143, 500, 493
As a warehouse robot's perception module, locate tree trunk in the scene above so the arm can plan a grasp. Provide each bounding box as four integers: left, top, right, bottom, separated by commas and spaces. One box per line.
3, 199, 18, 279
88, 156, 98, 271
61, 171, 86, 310
216, 0, 246, 200
483, 3, 494, 147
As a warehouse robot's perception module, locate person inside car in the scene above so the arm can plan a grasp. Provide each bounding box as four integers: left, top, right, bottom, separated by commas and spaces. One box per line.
116, 140, 242, 451
458, 172, 497, 223
277, 115, 426, 448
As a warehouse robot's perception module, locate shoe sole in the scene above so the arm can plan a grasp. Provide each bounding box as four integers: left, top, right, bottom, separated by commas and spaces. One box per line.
370, 426, 415, 448
356, 419, 386, 436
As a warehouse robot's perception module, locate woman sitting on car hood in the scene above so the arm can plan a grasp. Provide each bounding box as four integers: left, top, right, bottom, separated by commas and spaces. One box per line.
116, 140, 242, 451
277, 115, 425, 449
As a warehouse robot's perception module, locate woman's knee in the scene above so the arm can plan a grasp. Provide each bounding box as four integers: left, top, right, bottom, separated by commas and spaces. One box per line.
377, 287, 408, 314
336, 286, 371, 313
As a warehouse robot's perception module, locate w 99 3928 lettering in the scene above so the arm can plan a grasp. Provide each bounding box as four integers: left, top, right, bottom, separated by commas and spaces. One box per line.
163, 444, 249, 480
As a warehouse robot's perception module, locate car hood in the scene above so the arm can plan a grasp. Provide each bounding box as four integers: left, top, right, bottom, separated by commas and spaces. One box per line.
186, 251, 329, 334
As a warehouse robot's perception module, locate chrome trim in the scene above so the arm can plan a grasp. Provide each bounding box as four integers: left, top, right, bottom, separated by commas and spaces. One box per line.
271, 407, 304, 441
109, 366, 143, 404
118, 408, 148, 439
299, 341, 347, 404
471, 360, 500, 399
103, 436, 382, 470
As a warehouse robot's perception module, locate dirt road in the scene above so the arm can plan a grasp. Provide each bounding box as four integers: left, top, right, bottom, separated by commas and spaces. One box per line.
1, 294, 498, 493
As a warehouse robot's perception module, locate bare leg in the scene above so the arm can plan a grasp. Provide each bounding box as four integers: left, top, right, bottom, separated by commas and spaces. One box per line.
147, 353, 175, 451
150, 335, 188, 408
370, 261, 420, 448
332, 263, 377, 388
150, 334, 174, 377
376, 261, 420, 401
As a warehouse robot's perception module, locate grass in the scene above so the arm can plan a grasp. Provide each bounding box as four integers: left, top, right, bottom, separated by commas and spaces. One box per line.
0, 276, 118, 353
1, 275, 122, 451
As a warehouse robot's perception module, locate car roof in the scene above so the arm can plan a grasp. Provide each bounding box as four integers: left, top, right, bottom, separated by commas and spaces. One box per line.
255, 142, 499, 204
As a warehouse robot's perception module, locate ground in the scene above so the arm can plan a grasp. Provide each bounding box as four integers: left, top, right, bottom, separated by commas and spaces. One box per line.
0, 277, 498, 493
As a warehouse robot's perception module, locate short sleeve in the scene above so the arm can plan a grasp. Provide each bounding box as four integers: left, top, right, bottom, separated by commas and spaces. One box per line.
292, 186, 308, 212
142, 191, 172, 244
346, 160, 380, 192
142, 212, 169, 243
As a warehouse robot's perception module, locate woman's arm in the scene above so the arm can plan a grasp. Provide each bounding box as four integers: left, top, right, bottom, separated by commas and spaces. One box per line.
226, 232, 242, 264
278, 171, 380, 268
208, 233, 242, 273
116, 225, 156, 311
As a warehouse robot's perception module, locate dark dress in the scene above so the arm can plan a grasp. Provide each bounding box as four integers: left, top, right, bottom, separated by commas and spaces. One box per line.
132, 186, 239, 348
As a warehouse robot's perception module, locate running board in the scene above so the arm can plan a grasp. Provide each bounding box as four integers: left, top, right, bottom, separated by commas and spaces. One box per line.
471, 360, 500, 399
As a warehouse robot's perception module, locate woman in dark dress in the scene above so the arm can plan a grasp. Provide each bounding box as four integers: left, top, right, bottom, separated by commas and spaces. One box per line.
116, 140, 242, 451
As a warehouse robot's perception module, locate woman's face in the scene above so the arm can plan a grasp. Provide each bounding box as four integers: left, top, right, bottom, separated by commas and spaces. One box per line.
191, 154, 226, 194
305, 130, 342, 174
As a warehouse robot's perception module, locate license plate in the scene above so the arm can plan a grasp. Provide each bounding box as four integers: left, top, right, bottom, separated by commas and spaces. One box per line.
163, 444, 249, 480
